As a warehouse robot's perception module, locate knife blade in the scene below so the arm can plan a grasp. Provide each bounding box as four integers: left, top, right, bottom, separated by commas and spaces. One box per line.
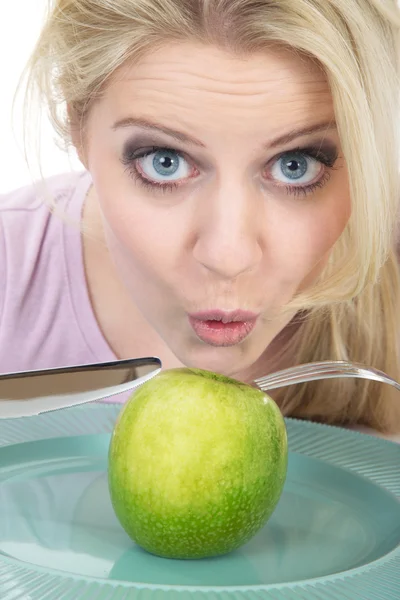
0, 356, 161, 419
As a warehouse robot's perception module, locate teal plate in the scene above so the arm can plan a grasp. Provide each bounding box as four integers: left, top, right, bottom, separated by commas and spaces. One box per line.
0, 404, 399, 599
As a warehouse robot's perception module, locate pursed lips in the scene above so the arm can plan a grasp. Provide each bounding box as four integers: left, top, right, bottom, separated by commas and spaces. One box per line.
187, 310, 259, 346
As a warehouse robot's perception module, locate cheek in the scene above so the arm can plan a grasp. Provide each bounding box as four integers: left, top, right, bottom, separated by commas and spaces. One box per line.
86, 139, 167, 269
90, 168, 178, 275
300, 200, 351, 288
268, 187, 351, 286
105, 208, 176, 281
310, 176, 352, 262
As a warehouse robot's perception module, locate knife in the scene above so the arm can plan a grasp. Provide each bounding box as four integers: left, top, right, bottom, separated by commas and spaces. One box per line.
0, 356, 161, 419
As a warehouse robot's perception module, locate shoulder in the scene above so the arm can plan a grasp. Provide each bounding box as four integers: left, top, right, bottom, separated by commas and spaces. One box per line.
0, 170, 89, 294
0, 170, 88, 214
0, 170, 90, 244
0, 171, 92, 369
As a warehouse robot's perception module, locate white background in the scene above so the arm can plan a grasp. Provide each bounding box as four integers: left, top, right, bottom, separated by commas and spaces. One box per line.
0, 1, 82, 195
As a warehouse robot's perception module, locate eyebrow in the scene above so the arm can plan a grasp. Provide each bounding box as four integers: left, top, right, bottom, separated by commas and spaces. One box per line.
112, 117, 206, 147
269, 120, 337, 148
112, 116, 337, 149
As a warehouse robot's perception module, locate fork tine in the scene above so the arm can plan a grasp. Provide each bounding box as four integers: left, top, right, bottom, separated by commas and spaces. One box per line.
263, 360, 356, 379
255, 371, 360, 392
256, 366, 358, 388
254, 361, 355, 386
256, 367, 356, 387
254, 361, 400, 394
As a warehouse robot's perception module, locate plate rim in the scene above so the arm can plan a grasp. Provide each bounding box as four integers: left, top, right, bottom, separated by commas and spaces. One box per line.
0, 402, 399, 599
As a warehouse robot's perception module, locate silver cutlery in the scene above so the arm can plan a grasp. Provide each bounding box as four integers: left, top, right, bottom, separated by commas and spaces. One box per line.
254, 360, 400, 393
1, 356, 399, 420
0, 357, 161, 419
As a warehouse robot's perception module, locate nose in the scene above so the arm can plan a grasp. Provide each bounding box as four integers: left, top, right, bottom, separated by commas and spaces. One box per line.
192, 180, 263, 279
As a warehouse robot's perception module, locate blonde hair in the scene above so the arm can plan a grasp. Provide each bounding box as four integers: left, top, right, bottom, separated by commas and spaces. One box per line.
20, 0, 400, 432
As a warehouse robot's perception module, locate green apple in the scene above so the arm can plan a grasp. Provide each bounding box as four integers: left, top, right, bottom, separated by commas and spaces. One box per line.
108, 368, 288, 559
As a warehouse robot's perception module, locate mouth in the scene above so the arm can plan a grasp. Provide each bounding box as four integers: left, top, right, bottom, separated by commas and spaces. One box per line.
188, 310, 259, 347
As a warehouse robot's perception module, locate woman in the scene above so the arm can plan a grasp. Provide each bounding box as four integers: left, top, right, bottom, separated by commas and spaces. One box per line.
1, 0, 400, 434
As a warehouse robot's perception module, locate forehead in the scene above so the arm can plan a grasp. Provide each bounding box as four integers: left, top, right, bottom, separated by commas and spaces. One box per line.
101, 42, 334, 138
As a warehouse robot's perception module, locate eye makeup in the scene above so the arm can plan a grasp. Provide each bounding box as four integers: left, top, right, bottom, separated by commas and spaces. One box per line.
119, 134, 339, 197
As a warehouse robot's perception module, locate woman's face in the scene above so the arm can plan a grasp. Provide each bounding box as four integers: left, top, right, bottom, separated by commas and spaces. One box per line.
81, 42, 350, 376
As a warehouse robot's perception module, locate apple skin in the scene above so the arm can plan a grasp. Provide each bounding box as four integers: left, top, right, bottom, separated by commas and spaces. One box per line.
108, 368, 288, 559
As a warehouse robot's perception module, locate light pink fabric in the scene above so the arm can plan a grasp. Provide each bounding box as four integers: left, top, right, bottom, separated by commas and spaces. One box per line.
0, 170, 132, 402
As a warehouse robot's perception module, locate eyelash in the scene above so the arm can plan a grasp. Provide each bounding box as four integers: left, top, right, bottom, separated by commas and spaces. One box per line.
120, 145, 338, 197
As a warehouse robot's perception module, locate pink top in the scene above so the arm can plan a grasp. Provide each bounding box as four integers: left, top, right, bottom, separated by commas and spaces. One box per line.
0, 171, 127, 391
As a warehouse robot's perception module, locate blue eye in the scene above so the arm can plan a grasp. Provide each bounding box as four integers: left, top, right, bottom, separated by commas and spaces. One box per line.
280, 154, 308, 179
152, 150, 179, 176
138, 149, 190, 182
122, 143, 337, 197
271, 151, 322, 186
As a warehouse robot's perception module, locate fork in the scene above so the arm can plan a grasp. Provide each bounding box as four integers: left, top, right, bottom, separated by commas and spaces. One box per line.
254, 360, 400, 393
